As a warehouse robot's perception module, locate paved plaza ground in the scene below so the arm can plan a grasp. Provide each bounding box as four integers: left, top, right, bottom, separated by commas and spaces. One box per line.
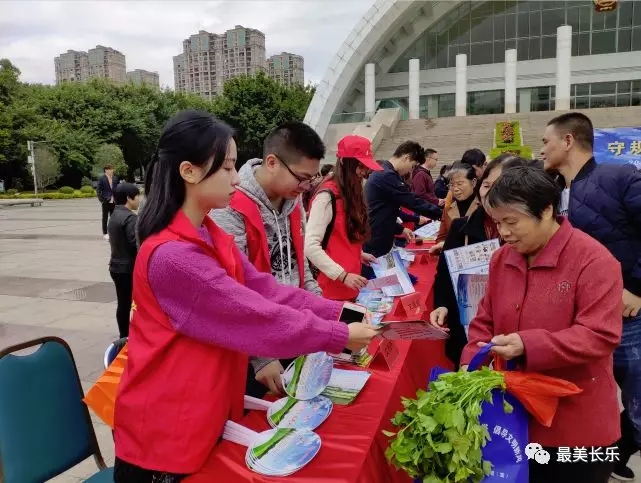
0, 198, 639, 482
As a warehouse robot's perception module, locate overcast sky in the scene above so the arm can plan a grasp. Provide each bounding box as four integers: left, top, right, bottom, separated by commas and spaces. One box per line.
1, 0, 373, 88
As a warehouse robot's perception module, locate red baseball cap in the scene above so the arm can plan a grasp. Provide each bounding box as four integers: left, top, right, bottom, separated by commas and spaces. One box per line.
336, 135, 383, 172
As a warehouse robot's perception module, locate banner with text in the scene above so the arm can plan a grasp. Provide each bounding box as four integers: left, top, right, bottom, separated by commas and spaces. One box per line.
594, 127, 641, 169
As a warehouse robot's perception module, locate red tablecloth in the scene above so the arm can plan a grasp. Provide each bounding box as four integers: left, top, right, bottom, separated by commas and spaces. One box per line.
185, 258, 451, 483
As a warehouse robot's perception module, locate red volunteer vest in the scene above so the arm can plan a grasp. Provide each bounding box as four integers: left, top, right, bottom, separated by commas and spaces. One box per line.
114, 211, 247, 474
311, 180, 363, 301
229, 190, 306, 287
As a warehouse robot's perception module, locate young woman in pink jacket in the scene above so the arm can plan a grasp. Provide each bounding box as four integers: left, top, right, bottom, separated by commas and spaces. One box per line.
113, 110, 379, 482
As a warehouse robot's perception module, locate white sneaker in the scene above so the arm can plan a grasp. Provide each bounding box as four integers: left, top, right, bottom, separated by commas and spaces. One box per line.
103, 234, 109, 240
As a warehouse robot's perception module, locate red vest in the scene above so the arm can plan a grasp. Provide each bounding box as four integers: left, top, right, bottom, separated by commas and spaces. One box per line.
114, 211, 247, 473
229, 190, 306, 287
311, 180, 363, 301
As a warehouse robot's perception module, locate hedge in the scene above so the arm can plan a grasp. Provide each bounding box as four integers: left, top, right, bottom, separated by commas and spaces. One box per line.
0, 190, 97, 200
489, 145, 534, 160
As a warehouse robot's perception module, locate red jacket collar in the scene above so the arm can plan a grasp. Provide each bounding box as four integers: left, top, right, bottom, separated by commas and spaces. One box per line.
504, 217, 573, 270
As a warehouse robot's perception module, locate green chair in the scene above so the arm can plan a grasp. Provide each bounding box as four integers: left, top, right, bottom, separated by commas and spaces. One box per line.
0, 336, 114, 483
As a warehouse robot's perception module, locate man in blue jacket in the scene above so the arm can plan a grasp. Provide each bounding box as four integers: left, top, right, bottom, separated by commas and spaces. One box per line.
364, 141, 442, 260
542, 112, 641, 481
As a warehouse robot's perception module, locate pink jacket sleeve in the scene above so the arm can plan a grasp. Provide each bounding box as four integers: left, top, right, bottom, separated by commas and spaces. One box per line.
241, 253, 343, 320
518, 255, 623, 372
148, 241, 348, 359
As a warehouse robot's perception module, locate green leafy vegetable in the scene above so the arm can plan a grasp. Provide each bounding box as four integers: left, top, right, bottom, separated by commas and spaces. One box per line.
384, 367, 509, 482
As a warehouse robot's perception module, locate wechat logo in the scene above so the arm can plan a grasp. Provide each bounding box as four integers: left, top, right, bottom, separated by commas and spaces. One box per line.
525, 443, 550, 464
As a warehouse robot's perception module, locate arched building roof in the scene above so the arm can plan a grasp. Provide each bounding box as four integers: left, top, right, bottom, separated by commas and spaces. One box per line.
304, 0, 463, 139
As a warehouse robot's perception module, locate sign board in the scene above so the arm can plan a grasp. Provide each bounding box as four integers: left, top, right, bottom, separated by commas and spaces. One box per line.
594, 127, 641, 169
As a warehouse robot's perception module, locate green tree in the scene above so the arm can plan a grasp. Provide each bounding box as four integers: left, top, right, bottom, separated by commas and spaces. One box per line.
93, 143, 128, 178
213, 72, 315, 164
0, 59, 28, 188
0, 59, 21, 103
0, 60, 314, 188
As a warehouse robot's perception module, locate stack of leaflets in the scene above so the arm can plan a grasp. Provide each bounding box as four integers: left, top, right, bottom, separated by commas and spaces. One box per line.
321, 368, 371, 405
283, 352, 334, 400
246, 427, 322, 476
444, 239, 500, 336
266, 396, 333, 431
371, 250, 415, 297
329, 347, 373, 368
413, 221, 441, 240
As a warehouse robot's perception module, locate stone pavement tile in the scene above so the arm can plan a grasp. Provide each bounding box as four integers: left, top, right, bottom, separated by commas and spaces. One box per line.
0, 297, 109, 327
0, 294, 35, 311
46, 309, 118, 334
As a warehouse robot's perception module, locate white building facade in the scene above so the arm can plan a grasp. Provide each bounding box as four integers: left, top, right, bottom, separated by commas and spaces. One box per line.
305, 0, 641, 139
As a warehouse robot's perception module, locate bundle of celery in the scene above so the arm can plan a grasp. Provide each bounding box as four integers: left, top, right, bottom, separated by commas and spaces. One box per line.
383, 367, 511, 483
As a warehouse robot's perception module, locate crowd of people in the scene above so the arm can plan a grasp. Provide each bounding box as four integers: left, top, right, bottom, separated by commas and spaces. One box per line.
101, 109, 641, 483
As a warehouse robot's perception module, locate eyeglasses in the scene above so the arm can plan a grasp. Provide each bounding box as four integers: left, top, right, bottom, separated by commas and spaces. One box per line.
277, 157, 322, 190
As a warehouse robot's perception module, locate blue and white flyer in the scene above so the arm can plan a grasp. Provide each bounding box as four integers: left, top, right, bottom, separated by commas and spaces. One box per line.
267, 395, 333, 430
283, 352, 333, 400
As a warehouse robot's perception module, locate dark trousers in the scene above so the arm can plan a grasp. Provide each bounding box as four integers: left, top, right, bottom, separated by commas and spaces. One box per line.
613, 316, 641, 466
528, 446, 616, 483
114, 457, 188, 483
102, 201, 115, 234
110, 271, 133, 338
617, 409, 638, 466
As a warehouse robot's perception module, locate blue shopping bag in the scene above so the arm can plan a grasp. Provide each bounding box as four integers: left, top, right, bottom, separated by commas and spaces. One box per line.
416, 344, 529, 483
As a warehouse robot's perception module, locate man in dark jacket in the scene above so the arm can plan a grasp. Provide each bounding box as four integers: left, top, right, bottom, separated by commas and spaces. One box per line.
434, 164, 451, 199
364, 141, 442, 259
96, 165, 120, 240
108, 183, 140, 338
542, 112, 641, 481
411, 148, 445, 207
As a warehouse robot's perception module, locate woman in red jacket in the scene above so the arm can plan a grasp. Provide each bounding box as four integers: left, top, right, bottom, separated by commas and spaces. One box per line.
461, 166, 623, 483
304, 135, 382, 300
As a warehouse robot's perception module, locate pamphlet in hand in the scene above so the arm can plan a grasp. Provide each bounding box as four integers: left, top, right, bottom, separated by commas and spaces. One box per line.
444, 239, 500, 336
378, 320, 449, 340
355, 289, 394, 325
321, 368, 371, 405
246, 427, 322, 477
371, 250, 415, 297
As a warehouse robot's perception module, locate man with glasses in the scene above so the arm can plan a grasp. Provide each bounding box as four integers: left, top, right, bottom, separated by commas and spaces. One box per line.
210, 121, 325, 399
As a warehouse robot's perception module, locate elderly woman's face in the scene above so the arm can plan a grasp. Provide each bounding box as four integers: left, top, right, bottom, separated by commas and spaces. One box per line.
488, 204, 554, 255
449, 172, 476, 201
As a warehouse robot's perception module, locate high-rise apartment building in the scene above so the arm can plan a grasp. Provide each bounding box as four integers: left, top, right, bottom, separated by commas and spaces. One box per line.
127, 69, 160, 87
88, 46, 126, 84
268, 52, 304, 87
54, 45, 127, 85
173, 54, 186, 93
54, 50, 89, 84
174, 25, 266, 98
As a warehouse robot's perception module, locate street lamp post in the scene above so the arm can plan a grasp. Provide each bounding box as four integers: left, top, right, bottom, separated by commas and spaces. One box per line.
27, 140, 52, 196
27, 140, 37, 196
